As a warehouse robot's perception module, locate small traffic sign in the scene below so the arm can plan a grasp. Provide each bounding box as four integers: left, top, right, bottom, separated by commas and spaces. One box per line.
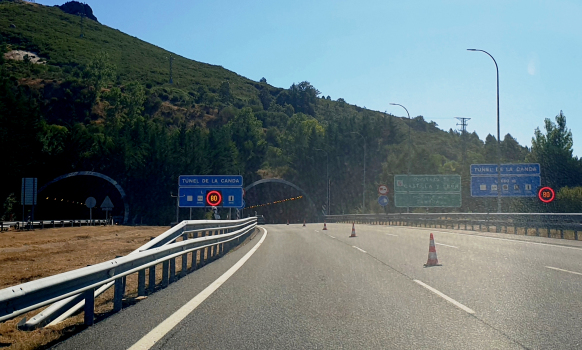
85, 197, 96, 208
206, 190, 223, 206
378, 196, 389, 206
100, 196, 114, 210
538, 187, 555, 203
378, 185, 388, 195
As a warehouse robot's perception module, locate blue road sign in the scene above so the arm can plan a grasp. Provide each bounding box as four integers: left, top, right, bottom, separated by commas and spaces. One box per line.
471, 175, 541, 197
179, 187, 243, 208
470, 163, 540, 176
179, 175, 243, 187
378, 196, 389, 207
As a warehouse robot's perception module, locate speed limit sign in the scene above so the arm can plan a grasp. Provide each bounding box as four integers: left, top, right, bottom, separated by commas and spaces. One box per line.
378, 185, 388, 195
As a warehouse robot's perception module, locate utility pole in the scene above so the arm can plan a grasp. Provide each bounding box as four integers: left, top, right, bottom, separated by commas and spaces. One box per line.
455, 117, 471, 165
169, 55, 174, 84
456, 117, 471, 211
77, 11, 85, 38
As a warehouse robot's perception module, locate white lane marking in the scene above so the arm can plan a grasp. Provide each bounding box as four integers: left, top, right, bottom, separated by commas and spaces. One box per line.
414, 280, 475, 314
435, 242, 459, 249
416, 228, 582, 251
314, 230, 320, 233
384, 233, 398, 237
328, 235, 336, 239
545, 266, 582, 276
352, 246, 366, 253
127, 228, 268, 350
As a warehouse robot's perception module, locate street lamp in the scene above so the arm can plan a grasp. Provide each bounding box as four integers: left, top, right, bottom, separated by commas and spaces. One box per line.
315, 148, 330, 216
389, 103, 412, 213
467, 49, 501, 213
350, 132, 366, 212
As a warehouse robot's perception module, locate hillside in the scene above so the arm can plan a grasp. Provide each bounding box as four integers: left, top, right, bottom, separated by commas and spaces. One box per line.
3, 0, 578, 224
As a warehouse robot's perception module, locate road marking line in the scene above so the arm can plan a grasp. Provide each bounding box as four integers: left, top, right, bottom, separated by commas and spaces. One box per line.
328, 235, 336, 239
352, 246, 366, 253
127, 228, 268, 350
545, 266, 582, 276
435, 242, 459, 249
414, 280, 475, 314
314, 230, 319, 233
384, 233, 398, 237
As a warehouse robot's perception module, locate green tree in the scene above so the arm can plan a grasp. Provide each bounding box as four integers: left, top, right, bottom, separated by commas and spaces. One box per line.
84, 51, 116, 100
527, 111, 582, 189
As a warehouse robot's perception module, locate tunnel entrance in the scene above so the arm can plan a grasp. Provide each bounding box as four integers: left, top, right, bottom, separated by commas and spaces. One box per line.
243, 179, 317, 224
38, 171, 128, 224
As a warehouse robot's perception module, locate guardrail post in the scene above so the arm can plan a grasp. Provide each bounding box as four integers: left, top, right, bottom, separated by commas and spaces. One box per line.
180, 253, 188, 277
514, 225, 517, 235
83, 288, 95, 326
575, 230, 579, 240
191, 250, 197, 270
41, 221, 44, 229
113, 277, 124, 312
162, 260, 169, 287
560, 228, 564, 239
170, 258, 176, 282
61, 220, 64, 227
148, 266, 156, 293
138, 270, 146, 296
547, 227, 551, 238
209, 231, 215, 259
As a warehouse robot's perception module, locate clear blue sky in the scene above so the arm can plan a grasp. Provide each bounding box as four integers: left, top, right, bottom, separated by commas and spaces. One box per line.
39, 0, 582, 157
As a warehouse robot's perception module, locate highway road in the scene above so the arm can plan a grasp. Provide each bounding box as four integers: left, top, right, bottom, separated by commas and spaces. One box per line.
53, 223, 582, 349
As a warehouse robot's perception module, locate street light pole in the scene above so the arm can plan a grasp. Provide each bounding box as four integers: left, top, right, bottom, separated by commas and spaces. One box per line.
315, 148, 329, 216
389, 103, 412, 213
350, 132, 366, 212
467, 49, 501, 213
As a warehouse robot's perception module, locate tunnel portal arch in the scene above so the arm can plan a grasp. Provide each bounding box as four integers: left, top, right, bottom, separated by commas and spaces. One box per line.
38, 171, 129, 224
244, 178, 317, 214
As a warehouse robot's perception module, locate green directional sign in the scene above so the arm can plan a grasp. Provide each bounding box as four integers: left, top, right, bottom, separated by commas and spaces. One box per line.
394, 175, 461, 208
394, 193, 461, 207
394, 175, 461, 193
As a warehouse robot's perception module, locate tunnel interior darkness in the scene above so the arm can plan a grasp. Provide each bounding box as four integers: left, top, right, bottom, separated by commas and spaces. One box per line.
243, 181, 316, 224
36, 175, 124, 221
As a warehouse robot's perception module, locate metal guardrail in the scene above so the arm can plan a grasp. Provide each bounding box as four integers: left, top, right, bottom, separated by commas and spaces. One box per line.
0, 217, 257, 329
1, 219, 110, 231
325, 213, 582, 240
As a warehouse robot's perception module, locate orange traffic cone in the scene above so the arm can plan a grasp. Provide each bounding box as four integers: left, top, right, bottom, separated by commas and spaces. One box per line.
350, 223, 357, 237
323, 221, 327, 230
303, 219, 306, 227
424, 233, 441, 267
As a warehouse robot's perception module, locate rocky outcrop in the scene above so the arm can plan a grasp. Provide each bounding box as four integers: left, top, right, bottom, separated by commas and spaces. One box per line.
57, 1, 98, 22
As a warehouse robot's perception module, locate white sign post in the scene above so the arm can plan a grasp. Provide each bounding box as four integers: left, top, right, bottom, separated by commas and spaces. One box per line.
85, 197, 96, 224
100, 196, 114, 224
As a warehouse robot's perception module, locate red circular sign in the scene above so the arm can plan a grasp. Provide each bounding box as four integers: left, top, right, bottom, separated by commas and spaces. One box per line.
378, 185, 388, 195
538, 187, 555, 203
206, 190, 222, 206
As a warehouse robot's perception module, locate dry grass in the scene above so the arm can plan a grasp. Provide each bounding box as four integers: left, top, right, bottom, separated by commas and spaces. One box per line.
0, 225, 253, 350
0, 225, 168, 350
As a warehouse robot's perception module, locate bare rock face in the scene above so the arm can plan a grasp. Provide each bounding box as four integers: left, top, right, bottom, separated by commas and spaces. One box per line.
57, 1, 98, 22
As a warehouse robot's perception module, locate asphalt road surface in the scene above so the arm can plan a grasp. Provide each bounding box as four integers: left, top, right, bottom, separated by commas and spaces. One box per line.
53, 223, 582, 350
